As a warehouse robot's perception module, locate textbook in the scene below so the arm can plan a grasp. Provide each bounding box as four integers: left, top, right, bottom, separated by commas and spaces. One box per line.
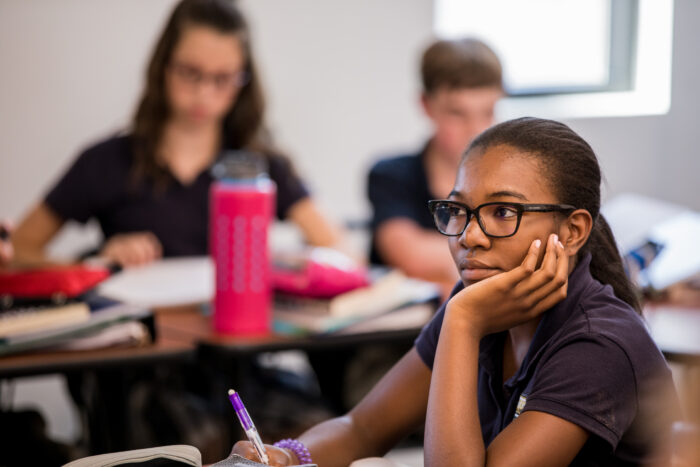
63, 444, 317, 466
273, 270, 440, 334
0, 302, 90, 337
0, 302, 153, 356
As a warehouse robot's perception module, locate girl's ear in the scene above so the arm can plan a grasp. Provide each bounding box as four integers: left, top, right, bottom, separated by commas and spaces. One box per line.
558, 209, 593, 256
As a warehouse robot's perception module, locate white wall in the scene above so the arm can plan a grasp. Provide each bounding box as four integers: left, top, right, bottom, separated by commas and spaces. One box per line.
564, 0, 700, 210
1, 0, 697, 229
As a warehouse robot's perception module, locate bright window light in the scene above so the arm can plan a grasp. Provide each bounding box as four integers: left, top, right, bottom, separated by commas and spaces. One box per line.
434, 0, 674, 119
435, 0, 611, 93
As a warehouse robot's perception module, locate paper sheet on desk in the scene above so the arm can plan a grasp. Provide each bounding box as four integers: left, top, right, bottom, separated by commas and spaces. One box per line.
97, 257, 214, 307
602, 193, 686, 254
643, 211, 700, 290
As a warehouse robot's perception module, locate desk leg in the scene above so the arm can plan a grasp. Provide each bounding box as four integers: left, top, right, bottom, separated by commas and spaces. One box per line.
69, 369, 132, 455
307, 348, 354, 414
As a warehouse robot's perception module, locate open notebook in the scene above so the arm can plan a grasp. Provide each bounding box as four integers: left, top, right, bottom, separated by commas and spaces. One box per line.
63, 445, 316, 467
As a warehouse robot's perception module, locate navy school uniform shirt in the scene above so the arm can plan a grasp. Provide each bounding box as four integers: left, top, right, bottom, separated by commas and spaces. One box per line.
44, 134, 309, 257
367, 143, 435, 265
415, 254, 680, 465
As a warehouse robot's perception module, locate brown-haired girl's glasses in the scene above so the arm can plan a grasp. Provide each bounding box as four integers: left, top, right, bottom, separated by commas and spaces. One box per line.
428, 200, 576, 238
169, 62, 249, 91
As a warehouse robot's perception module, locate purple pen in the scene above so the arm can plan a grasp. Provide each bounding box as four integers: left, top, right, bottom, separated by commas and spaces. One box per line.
228, 389, 269, 465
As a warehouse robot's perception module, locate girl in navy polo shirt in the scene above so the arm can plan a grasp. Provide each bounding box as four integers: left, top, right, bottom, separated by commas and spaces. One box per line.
11, 0, 343, 266
235, 117, 679, 466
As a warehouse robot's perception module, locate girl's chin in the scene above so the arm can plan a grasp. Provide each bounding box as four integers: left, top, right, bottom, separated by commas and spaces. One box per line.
460, 268, 501, 284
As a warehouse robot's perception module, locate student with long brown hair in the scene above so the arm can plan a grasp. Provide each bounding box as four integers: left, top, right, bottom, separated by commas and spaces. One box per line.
236, 117, 679, 466
12, 0, 341, 266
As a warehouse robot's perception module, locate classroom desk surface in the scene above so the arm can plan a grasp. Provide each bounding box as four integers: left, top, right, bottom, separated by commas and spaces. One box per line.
155, 300, 700, 360
158, 305, 423, 355
2, 293, 700, 379
0, 304, 426, 379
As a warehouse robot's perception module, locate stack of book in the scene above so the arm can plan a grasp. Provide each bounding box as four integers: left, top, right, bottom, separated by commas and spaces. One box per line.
0, 302, 91, 337
273, 270, 441, 335
0, 300, 153, 356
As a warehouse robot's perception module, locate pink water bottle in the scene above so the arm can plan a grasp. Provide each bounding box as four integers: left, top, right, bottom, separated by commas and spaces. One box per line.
209, 151, 276, 335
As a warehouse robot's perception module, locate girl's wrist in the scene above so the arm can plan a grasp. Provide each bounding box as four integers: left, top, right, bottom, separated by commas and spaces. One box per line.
273, 438, 311, 464
282, 448, 300, 464
445, 302, 483, 339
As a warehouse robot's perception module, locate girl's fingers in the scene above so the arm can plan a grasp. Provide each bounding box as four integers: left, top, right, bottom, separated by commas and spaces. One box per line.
523, 240, 570, 312
529, 278, 568, 317
513, 233, 558, 295
143, 232, 163, 259
509, 238, 542, 283
124, 239, 144, 266
133, 237, 154, 264
123, 245, 140, 266
554, 240, 569, 280
539, 234, 559, 275
105, 232, 162, 267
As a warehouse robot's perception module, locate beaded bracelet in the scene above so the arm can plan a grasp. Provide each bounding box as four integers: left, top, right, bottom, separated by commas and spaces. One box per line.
273, 438, 313, 464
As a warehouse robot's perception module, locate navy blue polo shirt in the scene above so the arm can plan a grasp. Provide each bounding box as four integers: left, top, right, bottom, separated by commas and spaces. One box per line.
367, 143, 435, 265
415, 254, 679, 465
45, 134, 309, 257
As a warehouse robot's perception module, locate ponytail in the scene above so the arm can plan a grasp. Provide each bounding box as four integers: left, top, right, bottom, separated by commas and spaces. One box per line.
583, 214, 642, 314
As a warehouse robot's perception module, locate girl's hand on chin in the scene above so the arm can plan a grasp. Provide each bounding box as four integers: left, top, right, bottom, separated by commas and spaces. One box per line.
446, 233, 569, 338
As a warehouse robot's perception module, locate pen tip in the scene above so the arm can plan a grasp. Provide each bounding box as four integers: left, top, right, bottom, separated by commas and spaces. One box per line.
228, 389, 235, 396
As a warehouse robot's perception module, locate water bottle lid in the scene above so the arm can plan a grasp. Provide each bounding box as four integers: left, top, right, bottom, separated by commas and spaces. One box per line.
211, 150, 269, 181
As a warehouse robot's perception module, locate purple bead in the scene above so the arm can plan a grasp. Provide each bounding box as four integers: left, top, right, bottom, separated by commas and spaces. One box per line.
273, 438, 313, 464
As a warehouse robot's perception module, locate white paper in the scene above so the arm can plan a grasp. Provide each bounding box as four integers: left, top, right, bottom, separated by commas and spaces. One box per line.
97, 257, 214, 307
643, 211, 700, 290
601, 192, 686, 254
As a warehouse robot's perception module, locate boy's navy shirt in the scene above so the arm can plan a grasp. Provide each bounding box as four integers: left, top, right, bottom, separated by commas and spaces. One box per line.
367, 143, 434, 265
415, 254, 679, 465
45, 135, 308, 258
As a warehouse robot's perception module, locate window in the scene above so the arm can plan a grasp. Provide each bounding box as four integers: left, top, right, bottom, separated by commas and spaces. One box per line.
434, 0, 673, 118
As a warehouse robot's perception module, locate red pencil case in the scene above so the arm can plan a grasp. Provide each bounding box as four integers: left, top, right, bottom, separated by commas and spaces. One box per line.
0, 264, 112, 306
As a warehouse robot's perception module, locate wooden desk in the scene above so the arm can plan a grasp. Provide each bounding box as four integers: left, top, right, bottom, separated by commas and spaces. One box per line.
158, 306, 424, 417
157, 306, 422, 354
2, 299, 698, 380
0, 305, 424, 385
0, 305, 425, 455
0, 309, 203, 456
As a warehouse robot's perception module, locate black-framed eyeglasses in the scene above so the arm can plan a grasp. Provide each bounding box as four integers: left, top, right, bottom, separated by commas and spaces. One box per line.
427, 200, 576, 238
169, 61, 250, 91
